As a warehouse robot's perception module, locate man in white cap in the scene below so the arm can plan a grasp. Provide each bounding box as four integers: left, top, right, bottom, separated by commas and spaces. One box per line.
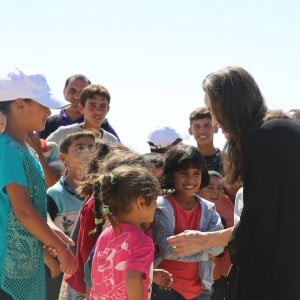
147, 126, 183, 154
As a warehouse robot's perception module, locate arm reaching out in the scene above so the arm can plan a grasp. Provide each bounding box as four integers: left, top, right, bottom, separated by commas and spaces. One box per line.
167, 227, 234, 256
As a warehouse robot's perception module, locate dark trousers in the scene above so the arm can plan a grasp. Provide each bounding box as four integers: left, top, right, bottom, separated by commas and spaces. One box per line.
151, 283, 185, 300
211, 276, 227, 300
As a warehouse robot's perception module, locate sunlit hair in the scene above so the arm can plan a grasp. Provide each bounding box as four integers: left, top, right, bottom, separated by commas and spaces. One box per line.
202, 66, 267, 183
141, 152, 165, 169
76, 142, 132, 198
92, 165, 160, 233
263, 109, 290, 121
161, 143, 209, 192
189, 106, 212, 125
79, 84, 110, 106
78, 146, 148, 236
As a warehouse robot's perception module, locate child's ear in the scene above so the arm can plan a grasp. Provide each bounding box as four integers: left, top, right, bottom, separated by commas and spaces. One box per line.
136, 196, 146, 209
78, 103, 84, 114
59, 153, 66, 165
14, 99, 25, 110
188, 127, 193, 136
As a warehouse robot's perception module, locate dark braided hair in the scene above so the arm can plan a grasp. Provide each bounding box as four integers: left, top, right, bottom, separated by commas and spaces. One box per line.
93, 165, 160, 233
89, 180, 104, 236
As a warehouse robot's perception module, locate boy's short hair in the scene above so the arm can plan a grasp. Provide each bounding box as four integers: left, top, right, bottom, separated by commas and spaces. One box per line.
189, 107, 212, 125
58, 130, 96, 153
79, 84, 110, 106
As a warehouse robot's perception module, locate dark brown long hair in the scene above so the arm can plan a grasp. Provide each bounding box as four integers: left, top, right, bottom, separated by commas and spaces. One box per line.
202, 66, 267, 183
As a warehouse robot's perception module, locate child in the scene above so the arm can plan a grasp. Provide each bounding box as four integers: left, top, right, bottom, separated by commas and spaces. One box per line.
189, 107, 223, 173
46, 84, 119, 146
89, 165, 161, 300
65, 144, 145, 297
198, 170, 234, 300
46, 130, 96, 300
47, 130, 96, 235
141, 152, 165, 183
0, 68, 76, 300
152, 144, 224, 300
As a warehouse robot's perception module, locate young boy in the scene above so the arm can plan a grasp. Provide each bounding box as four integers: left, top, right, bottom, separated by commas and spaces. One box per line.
46, 130, 96, 300
46, 84, 119, 146
189, 107, 223, 173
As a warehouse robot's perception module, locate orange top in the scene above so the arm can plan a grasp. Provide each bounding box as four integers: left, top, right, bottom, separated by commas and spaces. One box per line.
158, 195, 202, 299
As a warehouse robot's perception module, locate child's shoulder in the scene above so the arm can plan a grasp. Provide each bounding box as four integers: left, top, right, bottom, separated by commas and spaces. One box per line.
56, 123, 81, 133
47, 177, 64, 193
194, 194, 216, 210
156, 195, 173, 208
0, 134, 23, 155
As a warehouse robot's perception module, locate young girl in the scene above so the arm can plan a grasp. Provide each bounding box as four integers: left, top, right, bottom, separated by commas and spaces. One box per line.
152, 144, 223, 300
89, 165, 161, 300
0, 69, 77, 300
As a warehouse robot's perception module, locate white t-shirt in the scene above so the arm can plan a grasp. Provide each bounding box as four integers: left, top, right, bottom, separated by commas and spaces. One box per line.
234, 187, 244, 225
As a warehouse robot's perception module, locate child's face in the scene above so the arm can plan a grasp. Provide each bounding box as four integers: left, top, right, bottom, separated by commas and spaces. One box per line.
198, 175, 224, 204
141, 198, 157, 224
78, 96, 110, 129
173, 167, 202, 198
18, 100, 51, 132
64, 78, 89, 109
189, 117, 217, 147
60, 136, 96, 178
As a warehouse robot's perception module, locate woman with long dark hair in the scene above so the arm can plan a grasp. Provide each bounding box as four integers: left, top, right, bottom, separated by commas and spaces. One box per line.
168, 66, 300, 300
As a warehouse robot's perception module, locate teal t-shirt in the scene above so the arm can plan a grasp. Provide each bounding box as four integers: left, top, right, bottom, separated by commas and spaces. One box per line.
0, 134, 46, 300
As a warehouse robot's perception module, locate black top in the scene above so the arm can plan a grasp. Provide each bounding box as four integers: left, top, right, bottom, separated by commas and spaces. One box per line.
229, 118, 300, 300
204, 148, 223, 174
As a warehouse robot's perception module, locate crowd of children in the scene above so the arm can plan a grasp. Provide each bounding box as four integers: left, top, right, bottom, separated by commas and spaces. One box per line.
0, 66, 299, 300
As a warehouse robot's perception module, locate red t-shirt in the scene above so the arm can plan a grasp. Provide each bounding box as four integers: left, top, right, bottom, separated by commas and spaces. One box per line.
64, 196, 98, 293
213, 195, 234, 279
158, 195, 202, 300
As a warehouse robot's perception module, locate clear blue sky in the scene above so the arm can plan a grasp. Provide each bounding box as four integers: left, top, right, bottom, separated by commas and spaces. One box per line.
1, 0, 299, 153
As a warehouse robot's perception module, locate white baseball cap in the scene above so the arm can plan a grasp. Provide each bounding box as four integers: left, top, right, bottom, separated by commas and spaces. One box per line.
0, 68, 69, 109
147, 126, 183, 152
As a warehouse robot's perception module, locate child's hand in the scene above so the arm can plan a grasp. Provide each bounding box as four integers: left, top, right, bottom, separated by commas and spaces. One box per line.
43, 244, 59, 257
56, 247, 77, 274
153, 269, 173, 289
